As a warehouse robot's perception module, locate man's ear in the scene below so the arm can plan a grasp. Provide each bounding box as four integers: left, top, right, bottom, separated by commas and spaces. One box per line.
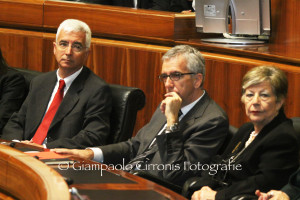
194, 73, 203, 88
84, 49, 90, 62
53, 42, 56, 55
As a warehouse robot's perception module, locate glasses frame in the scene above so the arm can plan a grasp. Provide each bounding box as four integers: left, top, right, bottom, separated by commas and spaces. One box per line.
56, 41, 87, 53
158, 72, 196, 82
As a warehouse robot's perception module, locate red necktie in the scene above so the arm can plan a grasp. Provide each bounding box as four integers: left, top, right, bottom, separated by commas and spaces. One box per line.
32, 80, 66, 144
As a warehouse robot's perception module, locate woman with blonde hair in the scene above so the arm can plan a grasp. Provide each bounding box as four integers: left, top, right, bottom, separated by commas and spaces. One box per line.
188, 66, 299, 200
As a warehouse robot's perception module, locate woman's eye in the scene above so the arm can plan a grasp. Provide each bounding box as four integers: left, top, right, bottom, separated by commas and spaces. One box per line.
261, 94, 269, 97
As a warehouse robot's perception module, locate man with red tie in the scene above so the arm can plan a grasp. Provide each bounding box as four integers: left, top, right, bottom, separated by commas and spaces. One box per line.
1, 19, 112, 149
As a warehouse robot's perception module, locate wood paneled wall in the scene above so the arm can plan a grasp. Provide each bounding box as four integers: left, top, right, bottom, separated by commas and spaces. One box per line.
0, 0, 43, 28
271, 0, 300, 46
1, 28, 300, 134
42, 0, 201, 44
203, 54, 300, 127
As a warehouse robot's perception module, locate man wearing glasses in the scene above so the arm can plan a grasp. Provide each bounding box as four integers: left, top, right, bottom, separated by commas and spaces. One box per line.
1, 19, 112, 149
54, 45, 229, 186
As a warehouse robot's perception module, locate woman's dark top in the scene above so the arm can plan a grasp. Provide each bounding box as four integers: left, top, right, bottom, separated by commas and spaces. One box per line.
200, 111, 299, 200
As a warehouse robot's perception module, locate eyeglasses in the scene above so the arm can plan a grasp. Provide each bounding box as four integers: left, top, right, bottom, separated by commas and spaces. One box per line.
57, 41, 86, 52
158, 72, 196, 82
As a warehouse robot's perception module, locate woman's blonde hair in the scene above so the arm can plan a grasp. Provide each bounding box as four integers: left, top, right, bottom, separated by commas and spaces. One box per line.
241, 66, 288, 103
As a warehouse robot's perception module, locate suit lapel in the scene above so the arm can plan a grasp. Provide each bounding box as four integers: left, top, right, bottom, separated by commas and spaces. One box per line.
138, 109, 166, 153
151, 112, 167, 136
179, 92, 211, 131
48, 67, 90, 130
30, 72, 57, 133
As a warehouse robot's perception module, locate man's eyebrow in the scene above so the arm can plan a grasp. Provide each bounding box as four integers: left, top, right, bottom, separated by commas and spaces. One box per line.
73, 41, 83, 45
170, 71, 181, 74
161, 71, 180, 75
58, 40, 83, 45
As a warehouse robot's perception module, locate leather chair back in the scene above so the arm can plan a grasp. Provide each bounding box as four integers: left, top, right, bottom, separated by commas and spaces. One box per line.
291, 117, 300, 163
292, 117, 300, 139
218, 125, 238, 154
107, 84, 145, 144
10, 67, 42, 95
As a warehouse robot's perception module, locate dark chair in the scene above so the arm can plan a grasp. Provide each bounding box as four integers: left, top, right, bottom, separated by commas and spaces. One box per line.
107, 84, 145, 144
292, 117, 300, 141
10, 67, 42, 95
218, 125, 238, 154
291, 117, 300, 163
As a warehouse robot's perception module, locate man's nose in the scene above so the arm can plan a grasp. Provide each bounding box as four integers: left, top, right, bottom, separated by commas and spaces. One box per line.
164, 77, 174, 87
65, 44, 73, 54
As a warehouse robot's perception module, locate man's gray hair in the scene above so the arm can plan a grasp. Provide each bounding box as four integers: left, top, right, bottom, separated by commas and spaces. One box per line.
162, 45, 206, 86
56, 19, 92, 48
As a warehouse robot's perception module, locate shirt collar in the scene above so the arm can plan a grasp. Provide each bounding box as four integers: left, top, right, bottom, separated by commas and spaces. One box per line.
180, 90, 206, 119
56, 67, 83, 90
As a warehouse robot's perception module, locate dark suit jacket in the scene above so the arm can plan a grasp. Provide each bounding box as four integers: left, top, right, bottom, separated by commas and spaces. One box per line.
199, 111, 299, 200
100, 92, 229, 186
1, 66, 112, 149
0, 68, 26, 134
282, 168, 300, 200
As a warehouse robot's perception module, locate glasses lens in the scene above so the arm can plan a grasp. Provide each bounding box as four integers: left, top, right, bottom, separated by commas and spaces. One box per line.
159, 74, 167, 82
58, 41, 68, 49
72, 44, 83, 52
58, 42, 84, 52
170, 72, 181, 81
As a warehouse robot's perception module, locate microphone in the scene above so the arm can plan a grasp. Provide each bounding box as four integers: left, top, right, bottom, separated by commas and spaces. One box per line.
63, 176, 74, 185
69, 187, 84, 200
